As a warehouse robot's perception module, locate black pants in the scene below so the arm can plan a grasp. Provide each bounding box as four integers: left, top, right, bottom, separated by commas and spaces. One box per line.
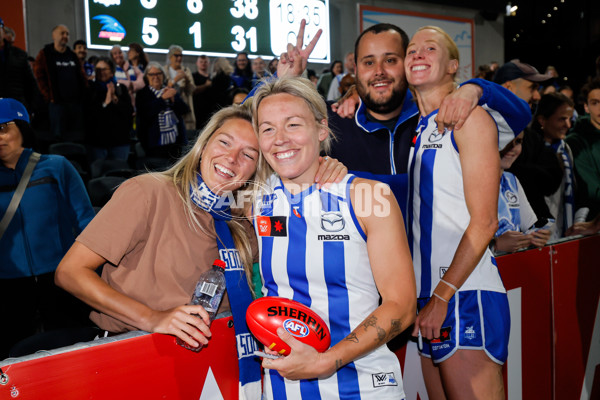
0, 272, 93, 360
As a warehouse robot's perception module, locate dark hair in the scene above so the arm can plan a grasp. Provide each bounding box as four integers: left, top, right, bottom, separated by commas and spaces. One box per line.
128, 42, 149, 69
329, 60, 342, 75
533, 92, 574, 131
14, 119, 35, 149
230, 87, 250, 104
354, 23, 409, 64
73, 39, 86, 48
234, 52, 252, 76
95, 56, 115, 75
580, 77, 600, 103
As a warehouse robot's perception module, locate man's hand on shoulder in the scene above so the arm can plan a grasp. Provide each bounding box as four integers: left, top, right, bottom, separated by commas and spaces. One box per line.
331, 85, 359, 119
436, 83, 483, 133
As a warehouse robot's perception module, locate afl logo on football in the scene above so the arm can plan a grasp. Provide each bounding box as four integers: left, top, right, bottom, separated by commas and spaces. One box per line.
283, 319, 309, 338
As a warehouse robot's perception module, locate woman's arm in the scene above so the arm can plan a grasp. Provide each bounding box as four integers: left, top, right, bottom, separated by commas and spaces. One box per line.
412, 107, 500, 340
55, 242, 213, 348
262, 179, 416, 380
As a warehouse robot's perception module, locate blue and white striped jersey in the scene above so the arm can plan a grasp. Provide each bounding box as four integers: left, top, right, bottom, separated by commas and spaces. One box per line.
255, 174, 405, 400
407, 111, 505, 299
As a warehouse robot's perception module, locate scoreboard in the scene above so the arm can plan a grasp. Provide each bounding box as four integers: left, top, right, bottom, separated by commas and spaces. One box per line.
84, 0, 330, 63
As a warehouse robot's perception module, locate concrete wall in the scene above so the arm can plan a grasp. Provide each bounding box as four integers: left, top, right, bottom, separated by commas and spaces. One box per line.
23, 0, 503, 79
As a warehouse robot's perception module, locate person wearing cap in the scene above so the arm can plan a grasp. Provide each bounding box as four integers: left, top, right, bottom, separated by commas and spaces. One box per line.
493, 59, 552, 108
0, 17, 39, 113
0, 98, 95, 359
494, 60, 564, 223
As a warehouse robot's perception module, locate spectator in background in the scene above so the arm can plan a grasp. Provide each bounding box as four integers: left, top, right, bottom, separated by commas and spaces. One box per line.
0, 17, 39, 114
109, 45, 144, 97
251, 56, 267, 87
165, 45, 196, 134
73, 39, 94, 78
337, 73, 355, 100
494, 59, 549, 108
494, 60, 564, 222
489, 61, 499, 73
327, 51, 355, 101
493, 132, 551, 254
127, 42, 148, 72
136, 62, 188, 161
231, 87, 249, 105
34, 24, 87, 142
559, 85, 579, 122
268, 57, 278, 75
192, 55, 213, 130
533, 93, 576, 240
3, 26, 15, 44
85, 57, 134, 162
307, 68, 318, 86
316, 59, 342, 99
566, 78, 600, 224
212, 57, 235, 110
231, 52, 253, 90
0, 98, 95, 359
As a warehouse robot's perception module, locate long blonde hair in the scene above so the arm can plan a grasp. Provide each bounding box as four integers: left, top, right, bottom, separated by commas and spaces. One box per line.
158, 103, 257, 293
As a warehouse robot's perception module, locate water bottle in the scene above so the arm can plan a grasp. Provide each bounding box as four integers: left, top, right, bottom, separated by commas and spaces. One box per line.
176, 259, 227, 352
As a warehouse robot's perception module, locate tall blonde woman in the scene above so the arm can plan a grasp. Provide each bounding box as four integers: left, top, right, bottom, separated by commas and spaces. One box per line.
405, 26, 510, 399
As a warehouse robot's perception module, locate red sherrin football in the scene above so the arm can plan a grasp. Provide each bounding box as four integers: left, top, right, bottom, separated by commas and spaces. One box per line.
246, 296, 331, 355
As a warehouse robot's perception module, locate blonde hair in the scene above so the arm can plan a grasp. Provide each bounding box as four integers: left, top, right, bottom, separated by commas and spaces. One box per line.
213, 57, 234, 76
158, 103, 257, 294
416, 26, 460, 79
251, 76, 334, 184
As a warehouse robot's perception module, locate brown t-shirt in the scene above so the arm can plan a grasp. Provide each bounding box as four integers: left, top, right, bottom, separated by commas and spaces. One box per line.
77, 174, 256, 332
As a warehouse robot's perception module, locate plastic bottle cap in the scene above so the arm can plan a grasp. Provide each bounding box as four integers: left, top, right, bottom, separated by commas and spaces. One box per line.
214, 259, 226, 269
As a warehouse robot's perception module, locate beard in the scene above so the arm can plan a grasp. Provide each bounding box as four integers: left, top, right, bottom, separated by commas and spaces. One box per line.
356, 78, 407, 116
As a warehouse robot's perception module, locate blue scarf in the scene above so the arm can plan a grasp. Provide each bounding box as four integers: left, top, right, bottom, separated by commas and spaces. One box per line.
497, 172, 521, 236
148, 85, 179, 147
190, 175, 261, 400
546, 140, 575, 234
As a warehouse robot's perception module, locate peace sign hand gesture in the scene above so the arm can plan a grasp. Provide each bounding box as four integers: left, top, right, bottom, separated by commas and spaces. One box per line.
277, 19, 323, 78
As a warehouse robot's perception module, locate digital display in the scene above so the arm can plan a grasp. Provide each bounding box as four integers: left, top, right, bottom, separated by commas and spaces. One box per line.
84, 0, 330, 63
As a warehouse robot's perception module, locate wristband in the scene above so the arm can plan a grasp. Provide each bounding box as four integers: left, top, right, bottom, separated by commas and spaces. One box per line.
440, 278, 458, 292
433, 292, 449, 303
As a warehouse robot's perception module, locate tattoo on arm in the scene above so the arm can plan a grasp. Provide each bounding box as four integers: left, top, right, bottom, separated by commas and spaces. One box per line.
387, 319, 403, 340
345, 332, 359, 343
335, 359, 343, 370
375, 325, 387, 343
362, 315, 377, 331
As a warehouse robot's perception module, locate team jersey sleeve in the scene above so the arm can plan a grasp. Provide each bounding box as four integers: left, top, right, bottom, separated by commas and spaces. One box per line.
461, 78, 532, 150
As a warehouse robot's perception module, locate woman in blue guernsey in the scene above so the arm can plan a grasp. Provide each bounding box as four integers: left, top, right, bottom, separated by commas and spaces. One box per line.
405, 26, 517, 399
251, 76, 416, 400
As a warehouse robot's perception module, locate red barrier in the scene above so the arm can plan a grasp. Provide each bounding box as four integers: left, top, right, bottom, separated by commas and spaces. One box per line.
0, 317, 240, 399
2, 237, 599, 399
552, 236, 600, 399
497, 247, 554, 400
